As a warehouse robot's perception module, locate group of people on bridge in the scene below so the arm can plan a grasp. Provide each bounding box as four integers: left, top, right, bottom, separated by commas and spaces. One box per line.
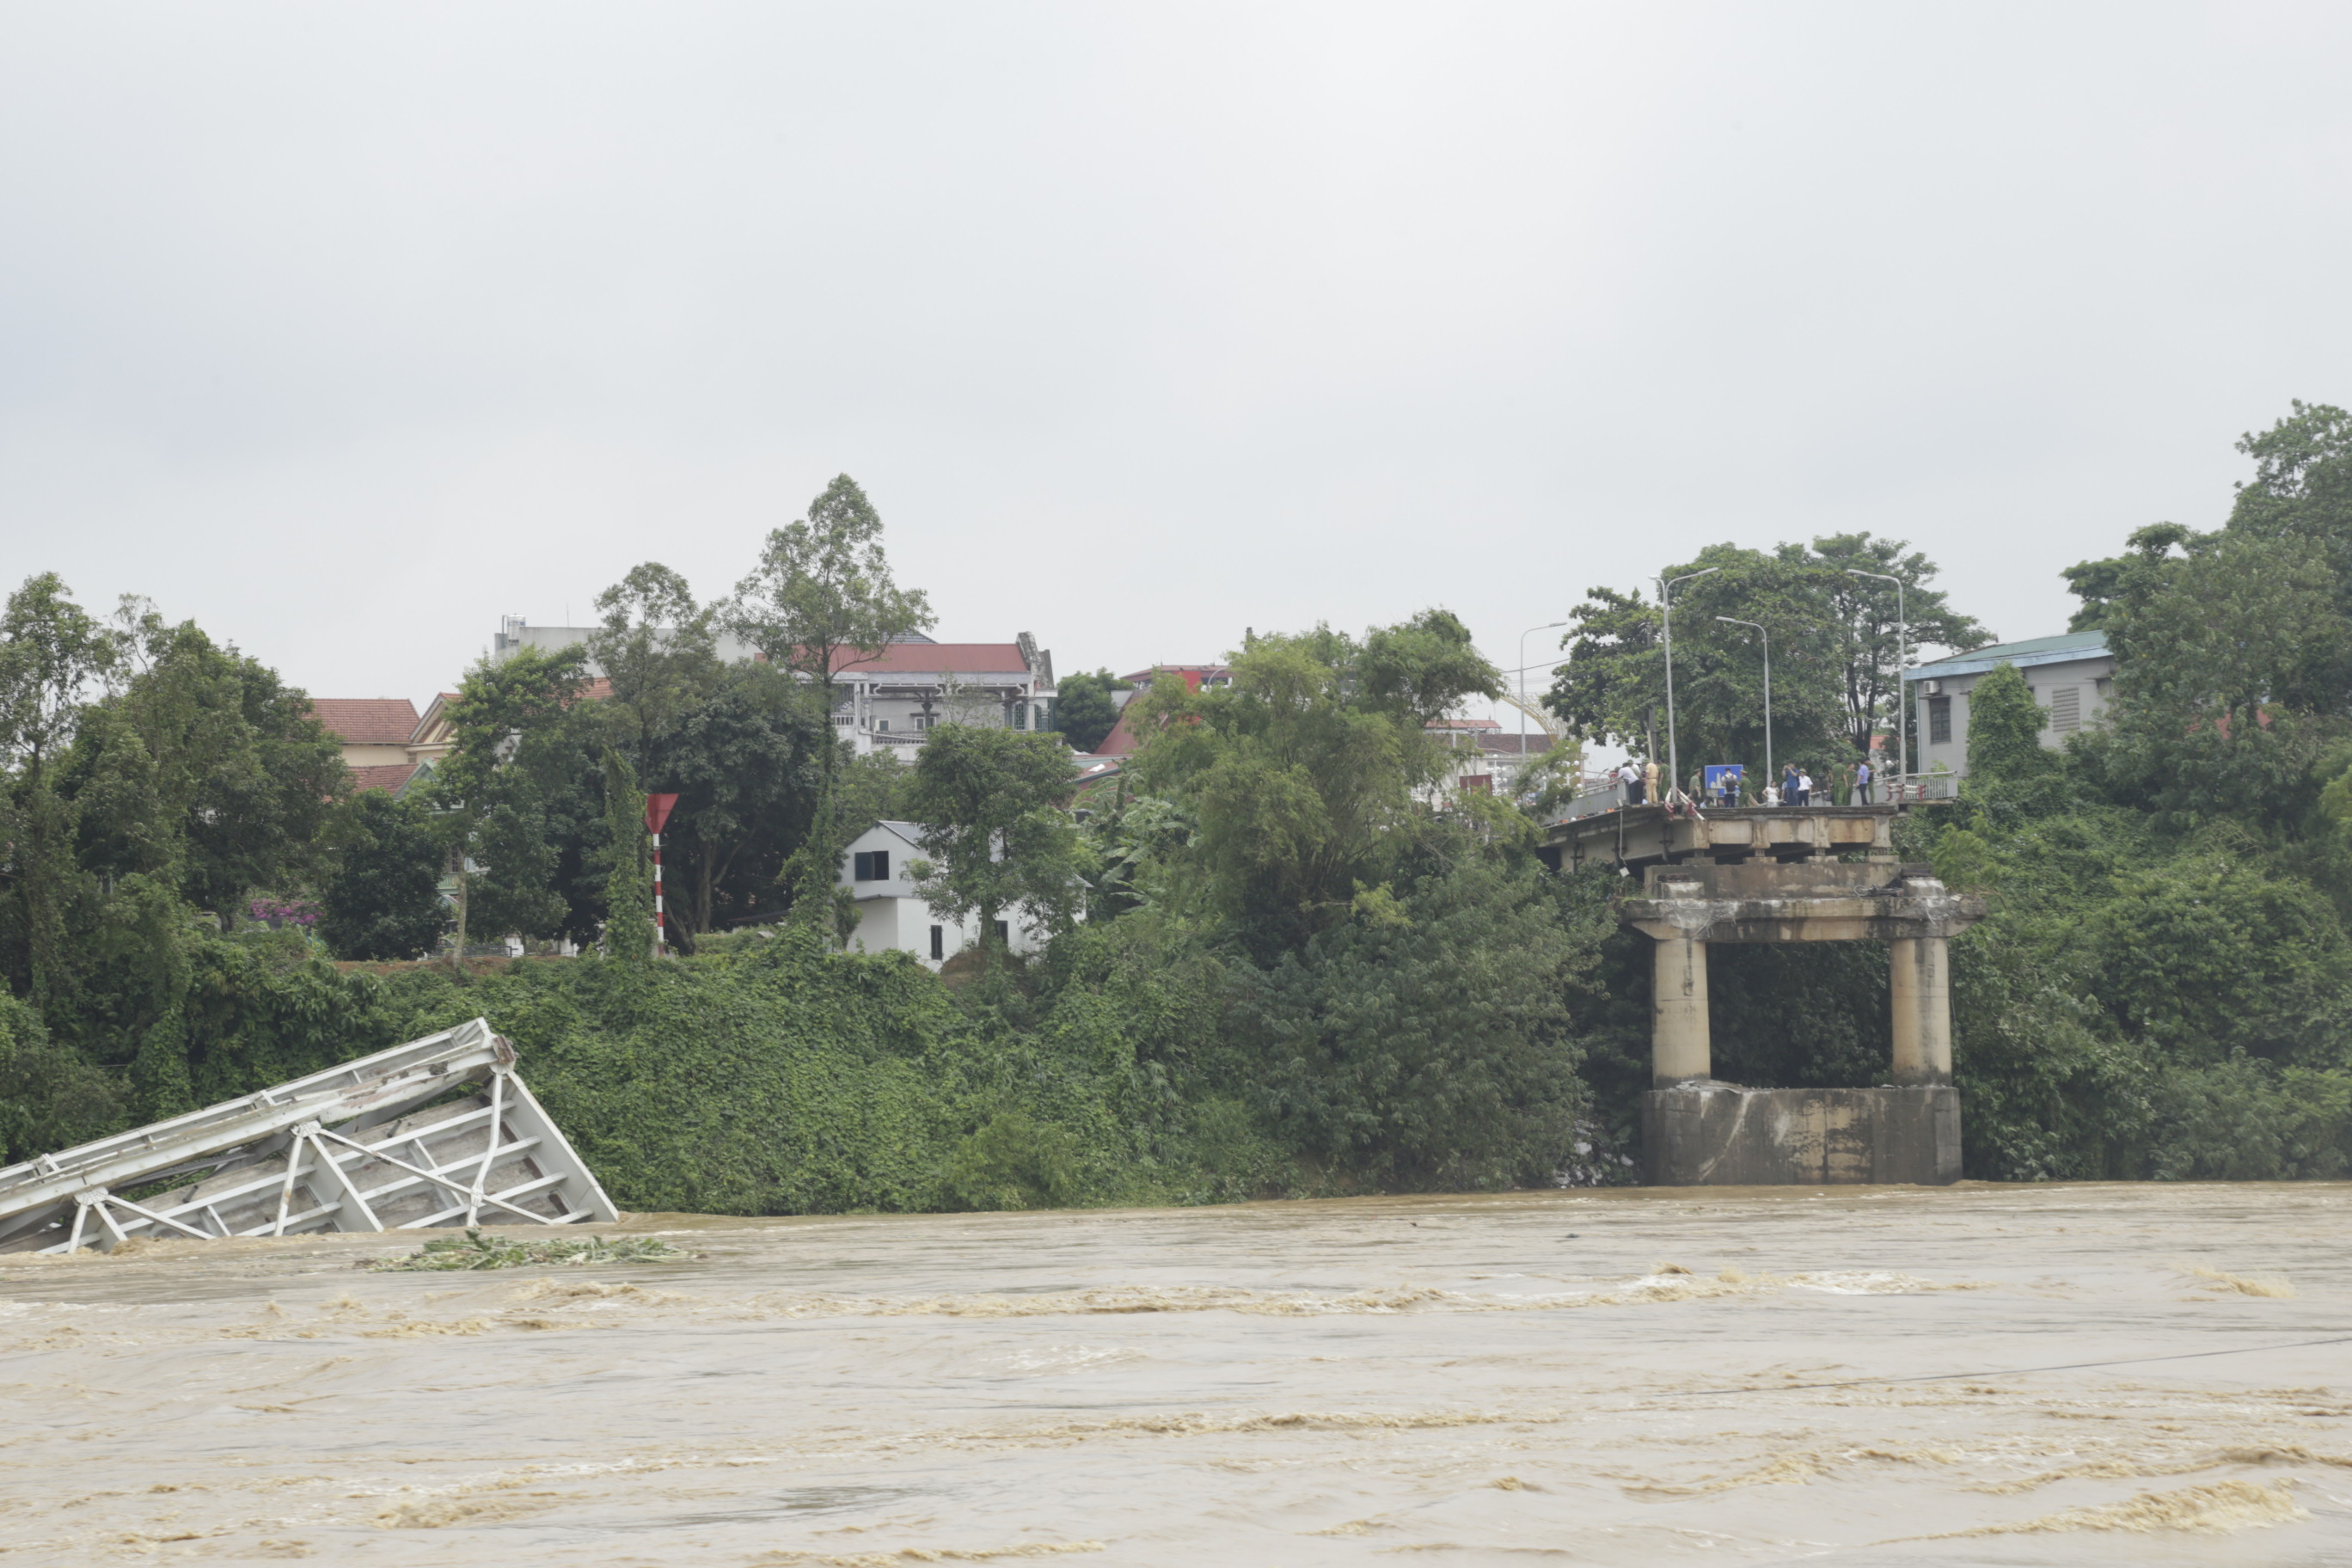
1611, 756, 1876, 810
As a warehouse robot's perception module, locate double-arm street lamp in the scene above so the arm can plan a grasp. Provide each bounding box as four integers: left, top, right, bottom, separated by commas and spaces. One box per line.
1660, 567, 1720, 804
1845, 569, 1908, 795
1715, 616, 1770, 790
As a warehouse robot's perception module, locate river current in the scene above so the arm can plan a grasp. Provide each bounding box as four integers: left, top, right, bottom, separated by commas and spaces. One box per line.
2, 1182, 2347, 1564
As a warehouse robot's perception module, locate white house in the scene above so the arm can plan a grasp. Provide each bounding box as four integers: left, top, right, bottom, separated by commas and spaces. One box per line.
838, 820, 1048, 968
1902, 630, 2114, 778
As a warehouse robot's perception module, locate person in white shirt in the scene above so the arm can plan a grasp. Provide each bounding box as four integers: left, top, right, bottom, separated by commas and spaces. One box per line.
1797, 770, 1814, 806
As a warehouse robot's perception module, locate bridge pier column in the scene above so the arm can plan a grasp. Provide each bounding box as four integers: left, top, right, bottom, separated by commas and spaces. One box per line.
1889, 935, 1952, 1086
1652, 933, 1711, 1086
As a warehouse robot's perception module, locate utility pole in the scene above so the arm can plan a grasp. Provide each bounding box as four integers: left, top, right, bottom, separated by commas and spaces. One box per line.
1660, 567, 1719, 806
1846, 569, 1908, 797
1716, 616, 1771, 792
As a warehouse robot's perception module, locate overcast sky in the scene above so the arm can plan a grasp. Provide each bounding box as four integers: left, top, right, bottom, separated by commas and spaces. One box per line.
4, 3, 2348, 720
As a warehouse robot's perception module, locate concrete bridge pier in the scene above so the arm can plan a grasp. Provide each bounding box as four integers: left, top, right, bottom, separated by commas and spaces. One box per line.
1889, 935, 1953, 1086
1651, 933, 1712, 1086
1620, 860, 1986, 1185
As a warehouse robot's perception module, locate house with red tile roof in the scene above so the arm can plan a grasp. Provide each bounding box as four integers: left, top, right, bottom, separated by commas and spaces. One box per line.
308, 699, 422, 769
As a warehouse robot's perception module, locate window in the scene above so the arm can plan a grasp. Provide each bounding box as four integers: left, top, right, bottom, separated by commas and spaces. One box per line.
875, 719, 890, 732
993, 919, 1010, 945
1460, 774, 1493, 793
929, 925, 944, 960
2049, 685, 2080, 733
1927, 696, 1952, 744
853, 849, 890, 881
1010, 703, 1026, 731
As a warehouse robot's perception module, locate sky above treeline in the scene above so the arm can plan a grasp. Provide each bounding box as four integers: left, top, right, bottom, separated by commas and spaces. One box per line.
3, 3, 2348, 717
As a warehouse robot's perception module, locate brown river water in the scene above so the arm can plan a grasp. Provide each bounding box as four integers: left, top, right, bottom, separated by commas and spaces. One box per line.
1, 1183, 2348, 1565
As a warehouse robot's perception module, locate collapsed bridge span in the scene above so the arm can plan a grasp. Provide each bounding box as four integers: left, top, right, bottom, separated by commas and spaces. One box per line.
0, 1018, 617, 1254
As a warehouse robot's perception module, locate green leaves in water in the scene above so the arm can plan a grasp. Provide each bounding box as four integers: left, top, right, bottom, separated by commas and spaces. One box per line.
369, 1227, 690, 1271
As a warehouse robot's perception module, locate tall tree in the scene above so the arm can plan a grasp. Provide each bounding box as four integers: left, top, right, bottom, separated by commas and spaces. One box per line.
320, 790, 449, 960
723, 474, 935, 761
2225, 400, 2352, 620
585, 562, 720, 780
656, 663, 830, 941
0, 575, 115, 1011
1545, 538, 1981, 786
1129, 610, 1502, 957
66, 609, 342, 927
902, 726, 1082, 949
425, 646, 591, 949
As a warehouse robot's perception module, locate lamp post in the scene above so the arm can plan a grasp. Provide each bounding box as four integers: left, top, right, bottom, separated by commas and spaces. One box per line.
1517, 620, 1567, 791
1846, 568, 1907, 797
1660, 567, 1719, 805
1715, 616, 1770, 793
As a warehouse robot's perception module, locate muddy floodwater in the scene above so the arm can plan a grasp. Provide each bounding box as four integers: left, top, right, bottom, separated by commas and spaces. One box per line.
3, 1185, 2349, 1565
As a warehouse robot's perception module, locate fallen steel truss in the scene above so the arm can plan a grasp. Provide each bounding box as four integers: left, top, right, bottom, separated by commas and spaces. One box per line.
0, 1018, 618, 1254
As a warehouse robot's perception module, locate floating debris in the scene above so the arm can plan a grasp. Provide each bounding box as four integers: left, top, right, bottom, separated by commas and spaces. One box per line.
370, 1228, 691, 1271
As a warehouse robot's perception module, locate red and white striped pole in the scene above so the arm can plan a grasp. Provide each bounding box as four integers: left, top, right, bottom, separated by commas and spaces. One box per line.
645, 793, 679, 959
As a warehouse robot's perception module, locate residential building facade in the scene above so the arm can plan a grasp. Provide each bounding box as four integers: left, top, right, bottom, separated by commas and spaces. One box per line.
838, 820, 1048, 968
1903, 630, 2113, 777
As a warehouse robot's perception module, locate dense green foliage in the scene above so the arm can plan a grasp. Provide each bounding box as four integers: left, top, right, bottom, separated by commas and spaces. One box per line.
1545, 535, 1982, 790
319, 791, 448, 960
9, 409, 2352, 1204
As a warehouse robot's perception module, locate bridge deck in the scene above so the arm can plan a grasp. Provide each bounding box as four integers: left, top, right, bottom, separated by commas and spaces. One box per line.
1540, 802, 1903, 872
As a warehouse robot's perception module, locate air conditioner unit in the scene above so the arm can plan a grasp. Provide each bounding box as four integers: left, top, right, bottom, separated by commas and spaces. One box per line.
1922, 679, 1944, 695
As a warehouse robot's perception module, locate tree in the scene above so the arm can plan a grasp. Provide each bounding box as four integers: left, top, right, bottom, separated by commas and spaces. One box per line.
0, 575, 115, 1011
1129, 610, 1501, 957
902, 726, 1082, 948
425, 646, 591, 950
656, 663, 830, 940
1545, 538, 1982, 785
2062, 522, 2198, 632
601, 750, 652, 959
81, 610, 343, 925
2086, 530, 2346, 825
320, 791, 449, 960
1964, 664, 2049, 782
2226, 400, 2352, 621
724, 474, 934, 759
586, 562, 720, 780
1050, 669, 1131, 753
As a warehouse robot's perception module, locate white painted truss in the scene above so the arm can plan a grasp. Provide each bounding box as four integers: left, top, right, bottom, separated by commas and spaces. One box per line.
0, 1018, 618, 1254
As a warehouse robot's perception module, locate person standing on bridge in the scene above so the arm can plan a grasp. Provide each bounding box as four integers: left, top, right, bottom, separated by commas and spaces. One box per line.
1797, 769, 1815, 806
1854, 756, 1873, 804
1643, 756, 1660, 806
1620, 758, 1643, 805
1781, 762, 1799, 805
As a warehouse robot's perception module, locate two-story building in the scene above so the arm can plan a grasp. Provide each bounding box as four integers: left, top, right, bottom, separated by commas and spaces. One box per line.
1903, 630, 2113, 778
837, 819, 1048, 967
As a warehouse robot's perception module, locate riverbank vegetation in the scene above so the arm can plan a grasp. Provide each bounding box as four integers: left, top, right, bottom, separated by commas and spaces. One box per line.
4, 407, 2352, 1201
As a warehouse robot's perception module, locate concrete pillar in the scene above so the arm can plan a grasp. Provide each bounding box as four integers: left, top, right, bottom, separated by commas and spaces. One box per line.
1652, 933, 1711, 1086
1889, 935, 1952, 1085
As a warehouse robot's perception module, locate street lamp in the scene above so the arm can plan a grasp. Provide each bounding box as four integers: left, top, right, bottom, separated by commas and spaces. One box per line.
1517, 620, 1568, 790
1715, 616, 1770, 793
1660, 567, 1720, 805
1846, 568, 1907, 797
